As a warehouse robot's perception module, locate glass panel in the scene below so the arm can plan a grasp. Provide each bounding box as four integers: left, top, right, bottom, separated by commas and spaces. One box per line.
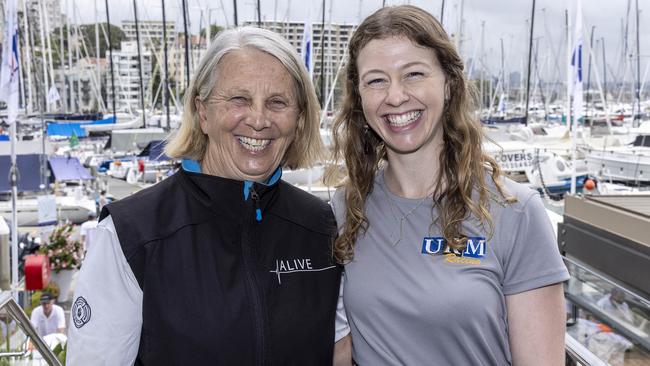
0, 294, 62, 366
0, 307, 49, 365
565, 259, 650, 366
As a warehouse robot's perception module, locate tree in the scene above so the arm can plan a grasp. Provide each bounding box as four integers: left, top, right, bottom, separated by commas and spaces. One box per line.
49, 23, 127, 67
199, 24, 224, 40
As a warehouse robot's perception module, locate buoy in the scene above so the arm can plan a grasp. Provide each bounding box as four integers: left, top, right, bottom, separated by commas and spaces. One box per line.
584, 178, 596, 190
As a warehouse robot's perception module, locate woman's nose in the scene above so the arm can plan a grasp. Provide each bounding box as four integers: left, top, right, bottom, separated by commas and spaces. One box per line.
384, 81, 410, 106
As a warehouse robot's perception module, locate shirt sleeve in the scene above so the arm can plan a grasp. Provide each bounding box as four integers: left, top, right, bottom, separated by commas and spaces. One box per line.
65, 215, 143, 366
330, 191, 350, 342
502, 193, 570, 295
334, 272, 350, 342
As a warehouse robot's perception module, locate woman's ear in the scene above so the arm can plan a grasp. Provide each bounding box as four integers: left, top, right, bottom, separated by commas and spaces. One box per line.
195, 97, 208, 133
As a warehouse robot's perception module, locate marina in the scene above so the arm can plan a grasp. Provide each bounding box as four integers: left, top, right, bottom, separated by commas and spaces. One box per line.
1, 0, 650, 365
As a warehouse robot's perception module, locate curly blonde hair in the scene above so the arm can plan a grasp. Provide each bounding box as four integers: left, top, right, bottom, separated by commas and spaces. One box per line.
330, 5, 514, 264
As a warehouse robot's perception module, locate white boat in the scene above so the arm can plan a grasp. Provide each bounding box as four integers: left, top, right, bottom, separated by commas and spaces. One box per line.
585, 122, 650, 183
0, 194, 97, 226
283, 165, 325, 186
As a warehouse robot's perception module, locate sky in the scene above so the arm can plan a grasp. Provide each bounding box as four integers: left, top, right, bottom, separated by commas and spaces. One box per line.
66, 0, 649, 85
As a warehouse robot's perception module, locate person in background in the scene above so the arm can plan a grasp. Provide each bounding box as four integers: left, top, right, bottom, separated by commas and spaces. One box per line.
597, 288, 635, 323
30, 293, 65, 338
330, 5, 569, 365
67, 27, 343, 365
97, 190, 108, 212
79, 211, 98, 254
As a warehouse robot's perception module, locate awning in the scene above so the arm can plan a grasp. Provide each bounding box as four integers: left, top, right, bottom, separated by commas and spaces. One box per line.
46, 116, 116, 137
137, 140, 170, 161
0, 154, 46, 192
48, 156, 93, 181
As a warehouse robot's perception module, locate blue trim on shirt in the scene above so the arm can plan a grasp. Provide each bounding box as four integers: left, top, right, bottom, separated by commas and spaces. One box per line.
181, 159, 201, 173
243, 181, 254, 200
181, 159, 282, 223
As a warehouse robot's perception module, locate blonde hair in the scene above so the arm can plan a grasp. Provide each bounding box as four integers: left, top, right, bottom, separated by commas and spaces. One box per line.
330, 5, 514, 263
165, 27, 324, 169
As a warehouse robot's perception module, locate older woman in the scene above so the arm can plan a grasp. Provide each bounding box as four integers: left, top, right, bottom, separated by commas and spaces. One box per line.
331, 5, 569, 365
67, 27, 342, 365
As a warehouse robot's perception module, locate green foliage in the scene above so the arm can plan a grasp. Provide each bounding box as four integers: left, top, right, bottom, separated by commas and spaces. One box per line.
48, 23, 127, 67
53, 342, 67, 364
199, 24, 224, 39
38, 224, 83, 273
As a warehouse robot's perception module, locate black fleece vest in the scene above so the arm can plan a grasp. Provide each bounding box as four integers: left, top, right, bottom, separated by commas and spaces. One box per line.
101, 169, 341, 365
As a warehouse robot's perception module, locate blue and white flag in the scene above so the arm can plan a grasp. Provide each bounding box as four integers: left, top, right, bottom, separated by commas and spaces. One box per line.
0, 0, 20, 124
571, 0, 583, 124
301, 21, 313, 79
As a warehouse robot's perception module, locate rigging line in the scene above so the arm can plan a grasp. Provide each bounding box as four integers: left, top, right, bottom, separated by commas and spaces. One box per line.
137, 16, 181, 115
219, 0, 230, 28
72, 3, 107, 111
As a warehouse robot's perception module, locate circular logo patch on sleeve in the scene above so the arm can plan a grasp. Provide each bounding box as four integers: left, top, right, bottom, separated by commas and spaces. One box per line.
72, 296, 92, 329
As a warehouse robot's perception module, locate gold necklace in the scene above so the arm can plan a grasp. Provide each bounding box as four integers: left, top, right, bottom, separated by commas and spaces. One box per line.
379, 181, 432, 246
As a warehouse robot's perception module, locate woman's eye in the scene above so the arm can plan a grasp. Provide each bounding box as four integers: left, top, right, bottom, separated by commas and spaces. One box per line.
405, 71, 424, 79
230, 96, 247, 104
366, 78, 387, 87
269, 99, 287, 108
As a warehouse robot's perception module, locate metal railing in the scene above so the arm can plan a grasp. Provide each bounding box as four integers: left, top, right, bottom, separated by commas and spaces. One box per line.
565, 332, 609, 366
0, 291, 62, 366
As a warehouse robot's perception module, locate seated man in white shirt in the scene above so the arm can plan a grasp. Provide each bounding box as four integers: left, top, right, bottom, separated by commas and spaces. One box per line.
596, 288, 635, 324
30, 293, 66, 338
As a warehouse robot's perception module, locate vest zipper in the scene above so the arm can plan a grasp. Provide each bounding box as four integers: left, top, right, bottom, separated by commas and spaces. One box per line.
250, 187, 262, 222
241, 190, 266, 365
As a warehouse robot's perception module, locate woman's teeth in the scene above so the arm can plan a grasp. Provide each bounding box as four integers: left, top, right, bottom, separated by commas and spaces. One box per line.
238, 137, 271, 151
384, 111, 422, 126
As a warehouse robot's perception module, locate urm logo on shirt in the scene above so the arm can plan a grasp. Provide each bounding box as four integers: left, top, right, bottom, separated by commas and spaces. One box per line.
421, 237, 486, 259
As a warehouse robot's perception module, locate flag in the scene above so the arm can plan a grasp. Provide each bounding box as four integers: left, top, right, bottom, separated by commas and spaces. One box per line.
47, 86, 61, 105
0, 0, 20, 124
301, 21, 313, 79
70, 130, 79, 149
571, 0, 583, 124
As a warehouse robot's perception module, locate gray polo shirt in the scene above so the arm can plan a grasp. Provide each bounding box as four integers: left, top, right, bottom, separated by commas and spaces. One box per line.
331, 171, 569, 365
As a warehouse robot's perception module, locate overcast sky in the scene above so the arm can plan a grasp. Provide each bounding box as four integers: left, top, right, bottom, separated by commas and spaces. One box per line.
67, 0, 649, 84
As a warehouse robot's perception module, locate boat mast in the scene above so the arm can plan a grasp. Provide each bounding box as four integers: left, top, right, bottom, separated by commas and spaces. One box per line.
21, 0, 34, 114
161, 0, 170, 131
586, 26, 594, 126
74, 1, 80, 112
524, 0, 535, 126
634, 0, 641, 127
58, 11, 66, 112
104, 0, 116, 119
602, 37, 607, 105
319, 0, 326, 106
95, 0, 100, 112
43, 0, 57, 111
182, 0, 190, 89
327, 0, 334, 112
38, 0, 50, 112
66, 0, 73, 111
479, 20, 485, 113
565, 9, 571, 131
233, 0, 238, 26
133, 0, 146, 127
